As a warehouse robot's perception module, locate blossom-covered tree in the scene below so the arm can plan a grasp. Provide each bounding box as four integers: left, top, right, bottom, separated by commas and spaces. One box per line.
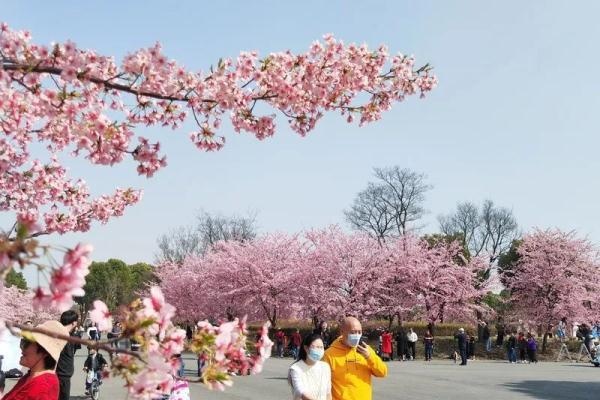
1, 21, 436, 397
304, 227, 388, 319
386, 235, 488, 325
0, 284, 58, 325
201, 234, 305, 327
503, 229, 600, 351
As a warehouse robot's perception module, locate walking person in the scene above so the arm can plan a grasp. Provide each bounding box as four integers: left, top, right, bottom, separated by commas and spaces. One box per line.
323, 316, 387, 400
454, 328, 468, 366
56, 310, 81, 400
577, 323, 593, 352
2, 320, 69, 400
288, 334, 332, 400
407, 328, 418, 361
423, 330, 434, 361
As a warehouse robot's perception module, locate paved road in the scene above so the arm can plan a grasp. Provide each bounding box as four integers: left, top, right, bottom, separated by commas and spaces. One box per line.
4, 354, 599, 399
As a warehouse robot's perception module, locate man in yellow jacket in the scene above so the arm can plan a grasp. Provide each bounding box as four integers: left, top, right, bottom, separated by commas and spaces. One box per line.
323, 317, 387, 400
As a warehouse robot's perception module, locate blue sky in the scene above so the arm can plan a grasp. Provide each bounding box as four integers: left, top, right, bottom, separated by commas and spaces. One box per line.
3, 1, 600, 280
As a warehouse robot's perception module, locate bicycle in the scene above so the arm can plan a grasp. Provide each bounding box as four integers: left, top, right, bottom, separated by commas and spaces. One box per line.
85, 370, 101, 400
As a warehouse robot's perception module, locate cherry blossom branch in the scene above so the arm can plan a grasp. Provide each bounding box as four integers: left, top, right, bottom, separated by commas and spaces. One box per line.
6, 322, 145, 362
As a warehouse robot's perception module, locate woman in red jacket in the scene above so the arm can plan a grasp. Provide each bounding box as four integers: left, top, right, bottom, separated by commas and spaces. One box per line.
380, 330, 393, 361
3, 320, 69, 400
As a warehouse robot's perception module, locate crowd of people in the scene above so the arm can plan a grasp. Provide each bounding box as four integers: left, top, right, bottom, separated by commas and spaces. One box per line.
2, 312, 598, 400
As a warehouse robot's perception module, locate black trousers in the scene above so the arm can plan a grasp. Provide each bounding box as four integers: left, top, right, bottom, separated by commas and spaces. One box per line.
58, 375, 71, 400
459, 348, 467, 365
408, 342, 416, 359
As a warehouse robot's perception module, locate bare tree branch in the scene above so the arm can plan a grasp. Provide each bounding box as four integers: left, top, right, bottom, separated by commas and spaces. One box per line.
346, 167, 431, 241
155, 210, 258, 264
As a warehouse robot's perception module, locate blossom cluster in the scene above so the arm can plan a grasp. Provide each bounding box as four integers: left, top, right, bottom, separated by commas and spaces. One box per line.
32, 242, 93, 311
88, 287, 272, 399
1, 22, 435, 237
191, 318, 273, 391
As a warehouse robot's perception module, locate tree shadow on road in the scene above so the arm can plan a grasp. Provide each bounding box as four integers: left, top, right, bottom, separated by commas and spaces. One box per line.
503, 380, 600, 400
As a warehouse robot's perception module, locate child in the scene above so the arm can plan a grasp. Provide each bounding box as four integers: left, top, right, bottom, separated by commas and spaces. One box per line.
83, 348, 108, 395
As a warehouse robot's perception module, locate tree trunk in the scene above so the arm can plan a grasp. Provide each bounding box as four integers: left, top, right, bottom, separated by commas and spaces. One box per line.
386, 314, 395, 330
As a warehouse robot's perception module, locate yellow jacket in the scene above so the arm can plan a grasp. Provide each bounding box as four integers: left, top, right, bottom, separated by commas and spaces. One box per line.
323, 337, 387, 400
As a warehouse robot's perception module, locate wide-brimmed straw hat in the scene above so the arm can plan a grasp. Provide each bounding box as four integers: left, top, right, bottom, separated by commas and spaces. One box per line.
26, 320, 69, 362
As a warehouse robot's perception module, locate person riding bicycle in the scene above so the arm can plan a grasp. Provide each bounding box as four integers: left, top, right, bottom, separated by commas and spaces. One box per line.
83, 348, 108, 395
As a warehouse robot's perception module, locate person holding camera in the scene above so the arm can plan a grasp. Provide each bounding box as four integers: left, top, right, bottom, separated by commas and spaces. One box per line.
323, 317, 387, 400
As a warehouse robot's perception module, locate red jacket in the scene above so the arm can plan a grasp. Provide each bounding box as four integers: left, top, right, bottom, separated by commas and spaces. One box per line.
3, 372, 59, 400
291, 332, 302, 346
381, 332, 393, 354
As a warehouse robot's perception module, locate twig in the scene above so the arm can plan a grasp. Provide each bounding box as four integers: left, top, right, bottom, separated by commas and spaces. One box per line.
7, 322, 146, 362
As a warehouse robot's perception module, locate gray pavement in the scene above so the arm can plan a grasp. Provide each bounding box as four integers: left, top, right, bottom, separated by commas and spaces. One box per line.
4, 353, 599, 399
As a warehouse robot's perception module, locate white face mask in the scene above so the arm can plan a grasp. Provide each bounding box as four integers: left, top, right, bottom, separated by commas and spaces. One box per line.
346, 333, 361, 347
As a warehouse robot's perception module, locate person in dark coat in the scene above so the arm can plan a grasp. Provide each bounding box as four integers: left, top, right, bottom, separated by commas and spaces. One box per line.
496, 323, 505, 347
57, 310, 81, 400
454, 328, 468, 366
482, 322, 491, 352
467, 334, 476, 360
83, 348, 108, 395
506, 332, 517, 363
517, 332, 527, 363
577, 323, 593, 352
395, 327, 408, 361
313, 321, 332, 349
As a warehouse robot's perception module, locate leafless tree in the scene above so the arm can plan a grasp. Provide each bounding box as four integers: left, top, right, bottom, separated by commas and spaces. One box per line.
345, 167, 432, 242
345, 183, 395, 244
438, 200, 519, 264
155, 225, 204, 264
155, 210, 258, 264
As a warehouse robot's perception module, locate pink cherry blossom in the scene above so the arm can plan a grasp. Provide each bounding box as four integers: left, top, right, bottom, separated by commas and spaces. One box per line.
0, 22, 435, 239
503, 229, 600, 346
89, 300, 113, 332
32, 243, 93, 312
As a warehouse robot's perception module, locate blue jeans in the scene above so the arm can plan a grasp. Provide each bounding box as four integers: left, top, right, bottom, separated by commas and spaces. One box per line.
507, 348, 517, 362
425, 345, 433, 360
485, 338, 492, 352
291, 345, 299, 360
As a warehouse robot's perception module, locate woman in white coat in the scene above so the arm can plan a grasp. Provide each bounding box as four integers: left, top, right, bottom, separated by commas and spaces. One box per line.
288, 333, 332, 400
